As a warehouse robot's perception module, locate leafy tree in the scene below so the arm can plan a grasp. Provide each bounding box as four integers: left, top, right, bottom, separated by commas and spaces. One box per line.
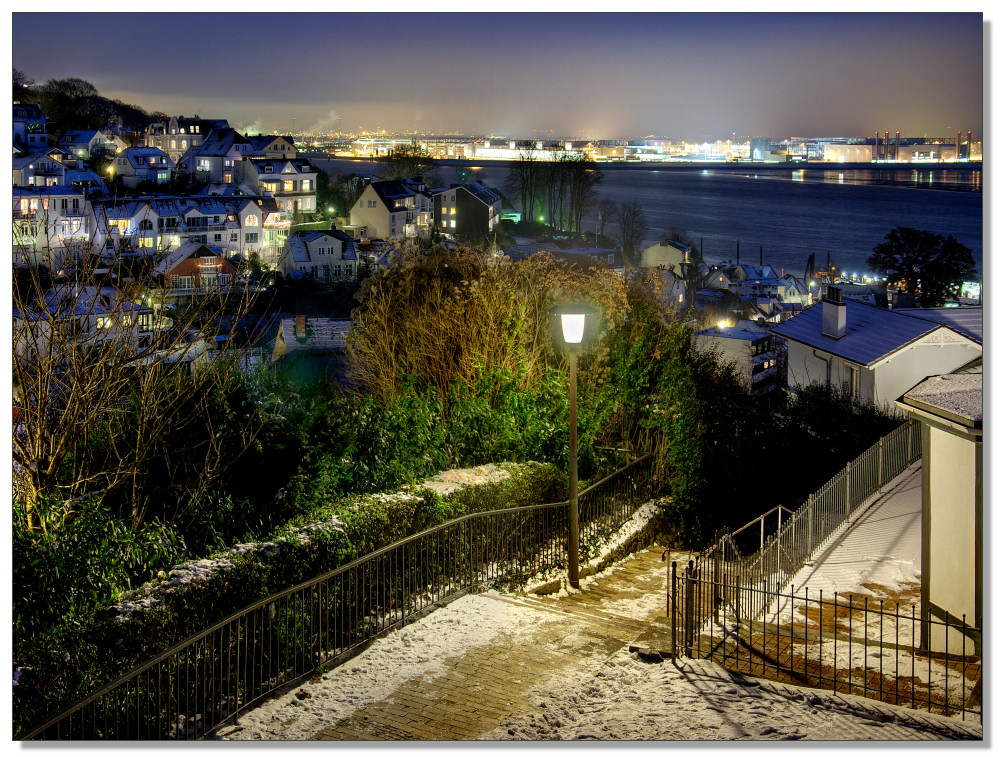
867, 226, 977, 306
615, 201, 649, 267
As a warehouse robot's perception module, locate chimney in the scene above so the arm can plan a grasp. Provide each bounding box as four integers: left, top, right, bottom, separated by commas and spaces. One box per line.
821, 286, 846, 339
295, 314, 307, 340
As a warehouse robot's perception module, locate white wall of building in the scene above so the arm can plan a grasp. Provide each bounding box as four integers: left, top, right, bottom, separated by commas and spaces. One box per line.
926, 425, 979, 653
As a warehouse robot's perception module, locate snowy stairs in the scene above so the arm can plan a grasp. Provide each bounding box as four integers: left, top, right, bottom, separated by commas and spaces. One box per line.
491, 594, 676, 662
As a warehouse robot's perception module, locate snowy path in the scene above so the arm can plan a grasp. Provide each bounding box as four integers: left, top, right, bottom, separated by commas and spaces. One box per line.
216, 542, 980, 741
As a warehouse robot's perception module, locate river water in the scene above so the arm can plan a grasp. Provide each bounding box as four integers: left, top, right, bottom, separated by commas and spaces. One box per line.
310, 158, 983, 280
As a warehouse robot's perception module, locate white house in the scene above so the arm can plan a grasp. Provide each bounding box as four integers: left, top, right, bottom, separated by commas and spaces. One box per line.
772, 287, 982, 408
57, 129, 126, 161
145, 115, 230, 163
350, 178, 435, 240
88, 195, 280, 262
692, 321, 783, 394
640, 239, 692, 271
279, 230, 358, 281
236, 158, 318, 218
110, 147, 175, 188
896, 361, 982, 654
13, 153, 66, 188
177, 127, 254, 184
13, 185, 90, 268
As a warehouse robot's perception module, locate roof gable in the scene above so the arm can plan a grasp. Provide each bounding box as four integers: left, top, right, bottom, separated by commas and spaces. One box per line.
771, 299, 960, 366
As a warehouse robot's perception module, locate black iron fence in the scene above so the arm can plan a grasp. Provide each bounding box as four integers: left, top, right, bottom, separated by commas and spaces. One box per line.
671, 562, 981, 723
699, 420, 922, 610
21, 454, 653, 740
669, 419, 981, 723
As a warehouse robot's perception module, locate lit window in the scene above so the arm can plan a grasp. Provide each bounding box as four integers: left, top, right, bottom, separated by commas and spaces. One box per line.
245, 215, 259, 227
301, 180, 311, 191
450, 220, 456, 228
283, 181, 294, 192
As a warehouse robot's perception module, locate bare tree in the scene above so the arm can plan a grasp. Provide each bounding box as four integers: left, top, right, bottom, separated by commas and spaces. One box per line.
13, 222, 266, 535
595, 198, 618, 242
616, 201, 649, 267
377, 141, 440, 184
504, 151, 542, 224
566, 157, 603, 234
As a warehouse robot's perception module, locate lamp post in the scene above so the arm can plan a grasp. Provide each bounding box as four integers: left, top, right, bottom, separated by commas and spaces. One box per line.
551, 303, 597, 589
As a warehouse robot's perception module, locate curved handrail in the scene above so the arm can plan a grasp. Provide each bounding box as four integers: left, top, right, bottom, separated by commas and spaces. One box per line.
21, 454, 653, 740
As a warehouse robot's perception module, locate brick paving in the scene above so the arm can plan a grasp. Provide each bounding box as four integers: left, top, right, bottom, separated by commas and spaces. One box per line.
313, 545, 680, 740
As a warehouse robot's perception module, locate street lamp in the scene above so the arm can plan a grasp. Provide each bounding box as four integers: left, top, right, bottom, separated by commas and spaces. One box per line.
551, 303, 597, 589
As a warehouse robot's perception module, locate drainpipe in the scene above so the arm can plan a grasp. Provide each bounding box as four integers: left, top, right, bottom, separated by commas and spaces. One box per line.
812, 349, 832, 386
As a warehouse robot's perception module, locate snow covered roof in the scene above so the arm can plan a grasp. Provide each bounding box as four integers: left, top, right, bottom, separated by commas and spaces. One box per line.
458, 181, 501, 206
59, 130, 100, 144
771, 300, 945, 367
900, 365, 982, 428
894, 306, 983, 344
694, 324, 772, 342
278, 318, 352, 354
121, 147, 174, 169
153, 242, 221, 275
735, 264, 779, 280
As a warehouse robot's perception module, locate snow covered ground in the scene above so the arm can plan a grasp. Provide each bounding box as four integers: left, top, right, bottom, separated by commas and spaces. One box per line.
483, 652, 980, 741
213, 465, 980, 743
219, 590, 979, 742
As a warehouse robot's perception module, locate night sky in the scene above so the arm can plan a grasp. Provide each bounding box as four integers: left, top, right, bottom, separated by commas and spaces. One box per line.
12, 12, 985, 140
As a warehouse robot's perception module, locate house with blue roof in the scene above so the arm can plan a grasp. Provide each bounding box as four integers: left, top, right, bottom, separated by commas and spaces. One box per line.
246, 135, 297, 159
279, 230, 358, 282
110, 147, 175, 188
13, 152, 66, 188
13, 102, 47, 152
772, 287, 982, 408
57, 129, 126, 161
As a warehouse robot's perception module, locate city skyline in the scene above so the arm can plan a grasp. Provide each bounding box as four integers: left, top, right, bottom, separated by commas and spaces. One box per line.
12, 12, 984, 140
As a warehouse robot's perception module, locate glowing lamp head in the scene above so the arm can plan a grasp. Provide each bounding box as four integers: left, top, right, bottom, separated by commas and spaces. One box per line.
561, 314, 586, 344
550, 303, 598, 347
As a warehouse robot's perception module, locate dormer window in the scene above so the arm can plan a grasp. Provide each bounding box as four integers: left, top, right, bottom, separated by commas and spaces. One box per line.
265, 165, 273, 173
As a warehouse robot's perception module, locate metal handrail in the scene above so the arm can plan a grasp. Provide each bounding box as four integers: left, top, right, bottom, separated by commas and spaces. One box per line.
20, 454, 653, 740
687, 420, 921, 626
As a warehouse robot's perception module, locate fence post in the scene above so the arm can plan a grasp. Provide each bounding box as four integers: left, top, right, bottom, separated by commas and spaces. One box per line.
684, 560, 695, 657
807, 496, 813, 555
877, 436, 884, 489
671, 561, 678, 665
845, 461, 852, 510
713, 548, 722, 623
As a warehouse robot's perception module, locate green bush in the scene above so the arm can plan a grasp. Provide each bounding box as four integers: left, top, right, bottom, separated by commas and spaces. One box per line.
12, 462, 565, 737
